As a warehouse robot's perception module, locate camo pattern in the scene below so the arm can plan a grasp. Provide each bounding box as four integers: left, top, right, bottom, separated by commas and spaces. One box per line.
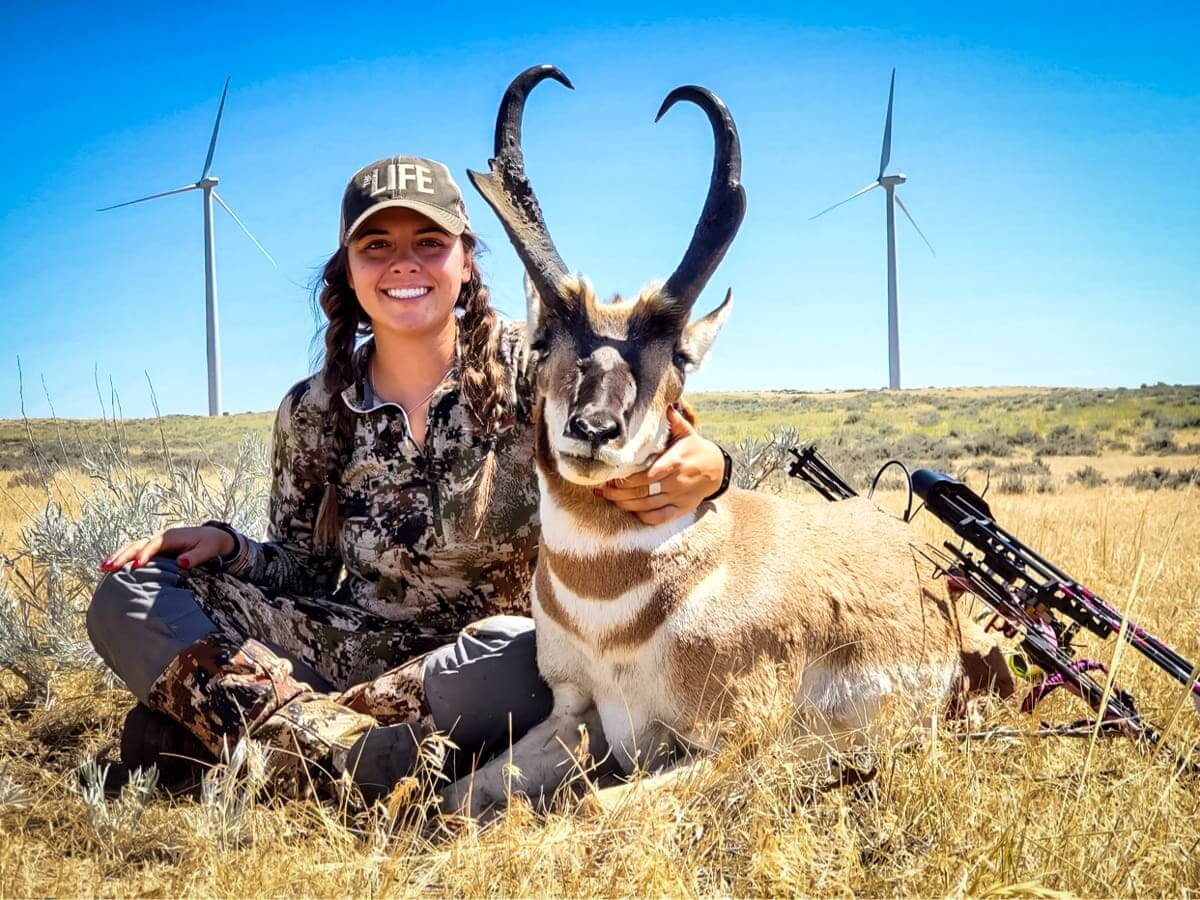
145, 632, 313, 757
181, 566, 458, 688
141, 320, 541, 767
228, 319, 541, 642
143, 607, 430, 778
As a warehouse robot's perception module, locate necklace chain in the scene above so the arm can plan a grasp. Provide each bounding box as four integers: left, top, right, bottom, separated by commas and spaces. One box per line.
370, 358, 454, 418
405, 374, 450, 416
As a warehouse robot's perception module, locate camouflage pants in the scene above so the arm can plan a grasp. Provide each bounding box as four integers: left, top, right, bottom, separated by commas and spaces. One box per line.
88, 558, 549, 766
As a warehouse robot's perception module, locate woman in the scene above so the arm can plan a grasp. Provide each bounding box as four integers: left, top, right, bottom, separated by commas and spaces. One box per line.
86, 156, 730, 798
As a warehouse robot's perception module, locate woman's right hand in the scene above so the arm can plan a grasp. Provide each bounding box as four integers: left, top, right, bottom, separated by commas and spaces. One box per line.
99, 526, 236, 573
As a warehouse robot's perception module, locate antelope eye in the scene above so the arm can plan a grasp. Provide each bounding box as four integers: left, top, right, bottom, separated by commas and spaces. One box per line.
529, 338, 548, 355
672, 351, 691, 370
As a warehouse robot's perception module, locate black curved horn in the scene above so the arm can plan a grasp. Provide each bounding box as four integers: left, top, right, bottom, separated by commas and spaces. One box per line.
468, 65, 574, 304
656, 86, 746, 312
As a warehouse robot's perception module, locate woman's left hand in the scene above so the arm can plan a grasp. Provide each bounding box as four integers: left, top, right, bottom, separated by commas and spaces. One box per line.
596, 405, 726, 525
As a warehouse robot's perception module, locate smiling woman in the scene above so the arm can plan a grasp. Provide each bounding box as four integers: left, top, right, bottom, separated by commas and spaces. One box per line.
83, 150, 729, 802
349, 210, 471, 348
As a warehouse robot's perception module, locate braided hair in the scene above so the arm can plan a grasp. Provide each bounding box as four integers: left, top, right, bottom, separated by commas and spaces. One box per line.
311, 231, 506, 549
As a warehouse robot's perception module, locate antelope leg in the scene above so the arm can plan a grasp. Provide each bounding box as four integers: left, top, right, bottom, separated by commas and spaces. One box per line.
439, 686, 605, 819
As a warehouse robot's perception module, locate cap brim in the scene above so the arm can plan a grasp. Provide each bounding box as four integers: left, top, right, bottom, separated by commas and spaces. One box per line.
343, 198, 467, 244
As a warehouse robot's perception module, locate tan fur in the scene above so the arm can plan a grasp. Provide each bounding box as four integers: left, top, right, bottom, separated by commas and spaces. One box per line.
544, 547, 653, 600
441, 283, 1008, 818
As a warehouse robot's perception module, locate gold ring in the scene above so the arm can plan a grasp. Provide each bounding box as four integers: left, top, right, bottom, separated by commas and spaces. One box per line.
647, 481, 663, 497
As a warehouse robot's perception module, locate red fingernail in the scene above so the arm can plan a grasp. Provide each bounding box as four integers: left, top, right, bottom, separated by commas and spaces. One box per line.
131, 560, 140, 570
606, 479, 618, 488
178, 557, 190, 569
593, 489, 602, 498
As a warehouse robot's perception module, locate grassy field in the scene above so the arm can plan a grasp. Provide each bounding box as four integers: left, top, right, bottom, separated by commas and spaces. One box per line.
1, 385, 1199, 895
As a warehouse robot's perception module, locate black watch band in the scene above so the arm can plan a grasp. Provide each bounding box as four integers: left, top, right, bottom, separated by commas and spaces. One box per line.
703, 446, 734, 502
201, 520, 243, 568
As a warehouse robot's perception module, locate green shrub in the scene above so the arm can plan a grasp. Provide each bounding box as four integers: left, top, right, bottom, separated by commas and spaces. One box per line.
1069, 465, 1108, 488
1137, 428, 1178, 454
999, 460, 1050, 478
997, 472, 1027, 495
1041, 424, 1100, 456
1011, 426, 1040, 447
0, 422, 269, 701
1119, 467, 1200, 491
964, 430, 1014, 458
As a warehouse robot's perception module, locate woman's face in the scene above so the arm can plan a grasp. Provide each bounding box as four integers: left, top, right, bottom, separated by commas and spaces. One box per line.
347, 206, 472, 340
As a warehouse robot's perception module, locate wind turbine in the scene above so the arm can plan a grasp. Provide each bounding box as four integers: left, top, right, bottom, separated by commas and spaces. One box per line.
99, 78, 276, 416
812, 69, 934, 390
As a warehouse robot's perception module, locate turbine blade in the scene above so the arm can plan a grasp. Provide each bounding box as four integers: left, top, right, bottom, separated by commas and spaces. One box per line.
212, 191, 277, 268
879, 68, 895, 179
894, 193, 935, 256
97, 183, 199, 211
200, 76, 231, 180
809, 181, 880, 220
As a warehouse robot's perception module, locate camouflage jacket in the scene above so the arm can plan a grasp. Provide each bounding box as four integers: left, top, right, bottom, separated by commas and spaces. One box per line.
227, 321, 542, 643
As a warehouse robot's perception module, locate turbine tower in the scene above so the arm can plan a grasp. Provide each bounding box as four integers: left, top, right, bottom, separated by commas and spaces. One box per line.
812, 69, 934, 390
99, 78, 276, 416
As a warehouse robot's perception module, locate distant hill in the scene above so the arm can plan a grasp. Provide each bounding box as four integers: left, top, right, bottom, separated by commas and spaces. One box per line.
2, 384, 1197, 479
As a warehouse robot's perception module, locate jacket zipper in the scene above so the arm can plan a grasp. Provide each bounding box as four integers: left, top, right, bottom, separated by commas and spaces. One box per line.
424, 404, 444, 541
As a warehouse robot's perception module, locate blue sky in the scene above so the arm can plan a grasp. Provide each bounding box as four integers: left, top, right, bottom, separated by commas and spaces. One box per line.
1, 2, 1197, 418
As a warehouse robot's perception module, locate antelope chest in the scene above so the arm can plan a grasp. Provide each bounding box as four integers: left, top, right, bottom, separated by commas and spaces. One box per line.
530, 542, 694, 725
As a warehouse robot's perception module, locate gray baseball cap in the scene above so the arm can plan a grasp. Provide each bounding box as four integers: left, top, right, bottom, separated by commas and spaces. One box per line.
339, 156, 470, 244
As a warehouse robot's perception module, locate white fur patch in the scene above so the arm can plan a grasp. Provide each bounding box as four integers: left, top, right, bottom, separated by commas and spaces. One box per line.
796, 660, 960, 731
547, 566, 656, 636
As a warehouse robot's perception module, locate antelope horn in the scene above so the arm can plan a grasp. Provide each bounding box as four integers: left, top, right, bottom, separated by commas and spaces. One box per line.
656, 86, 746, 313
468, 64, 574, 304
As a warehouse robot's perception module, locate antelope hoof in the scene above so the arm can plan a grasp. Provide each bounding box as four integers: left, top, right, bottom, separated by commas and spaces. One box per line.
439, 772, 505, 820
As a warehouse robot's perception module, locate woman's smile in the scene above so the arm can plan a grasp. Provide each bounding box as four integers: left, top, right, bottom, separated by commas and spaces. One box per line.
383, 286, 432, 300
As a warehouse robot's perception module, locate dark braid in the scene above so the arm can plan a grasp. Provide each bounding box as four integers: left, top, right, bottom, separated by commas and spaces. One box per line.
455, 232, 508, 533
311, 232, 508, 548
456, 233, 508, 433
312, 247, 370, 551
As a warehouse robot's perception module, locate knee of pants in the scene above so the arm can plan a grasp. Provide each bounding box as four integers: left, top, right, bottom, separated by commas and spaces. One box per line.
423, 617, 552, 753
87, 556, 218, 703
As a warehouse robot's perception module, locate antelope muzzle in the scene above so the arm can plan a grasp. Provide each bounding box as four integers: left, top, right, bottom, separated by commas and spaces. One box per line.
564, 346, 636, 452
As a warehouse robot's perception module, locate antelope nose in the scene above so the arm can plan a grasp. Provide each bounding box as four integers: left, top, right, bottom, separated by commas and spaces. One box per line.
567, 412, 621, 447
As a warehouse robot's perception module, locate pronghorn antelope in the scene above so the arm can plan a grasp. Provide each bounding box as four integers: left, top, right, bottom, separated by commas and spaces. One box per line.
440, 65, 1010, 818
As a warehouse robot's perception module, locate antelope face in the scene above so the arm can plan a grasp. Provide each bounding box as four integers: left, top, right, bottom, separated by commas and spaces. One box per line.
469, 64, 746, 485
529, 277, 732, 485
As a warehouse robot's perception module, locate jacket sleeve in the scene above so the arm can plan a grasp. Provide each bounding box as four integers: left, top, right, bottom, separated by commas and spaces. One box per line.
225, 378, 343, 595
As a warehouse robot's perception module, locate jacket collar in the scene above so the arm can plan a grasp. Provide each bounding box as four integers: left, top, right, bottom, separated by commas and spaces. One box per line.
340, 336, 461, 415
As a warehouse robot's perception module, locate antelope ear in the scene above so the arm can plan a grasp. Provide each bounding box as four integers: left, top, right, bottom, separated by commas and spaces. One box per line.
524, 272, 545, 337
678, 288, 733, 372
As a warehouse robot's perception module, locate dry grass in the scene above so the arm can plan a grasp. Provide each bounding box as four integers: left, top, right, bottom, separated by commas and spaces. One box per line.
1, 385, 1199, 895
1, 484, 1198, 895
